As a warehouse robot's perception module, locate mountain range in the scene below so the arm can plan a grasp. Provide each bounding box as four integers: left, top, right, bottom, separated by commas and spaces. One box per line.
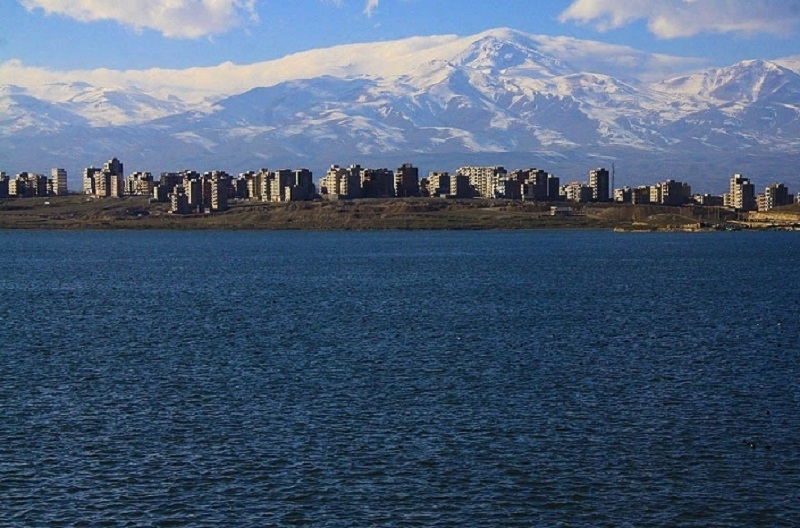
2, 28, 800, 193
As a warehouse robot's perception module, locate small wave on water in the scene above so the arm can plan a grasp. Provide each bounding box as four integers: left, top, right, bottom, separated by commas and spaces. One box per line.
1, 230, 798, 526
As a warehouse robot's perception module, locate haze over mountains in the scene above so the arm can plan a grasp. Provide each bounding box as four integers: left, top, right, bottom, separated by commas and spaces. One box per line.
2, 28, 800, 193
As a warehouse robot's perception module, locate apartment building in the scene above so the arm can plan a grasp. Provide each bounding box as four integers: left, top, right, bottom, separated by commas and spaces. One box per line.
51, 168, 68, 196
170, 185, 190, 214
762, 183, 792, 211
125, 172, 154, 196
210, 173, 230, 212
427, 172, 450, 197
321, 165, 363, 199
512, 168, 549, 201
361, 168, 395, 198
589, 168, 610, 202
724, 174, 756, 212
394, 163, 420, 198
563, 181, 593, 203
457, 166, 506, 198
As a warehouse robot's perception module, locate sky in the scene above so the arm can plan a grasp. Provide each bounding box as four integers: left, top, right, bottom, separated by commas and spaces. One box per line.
1, 0, 799, 74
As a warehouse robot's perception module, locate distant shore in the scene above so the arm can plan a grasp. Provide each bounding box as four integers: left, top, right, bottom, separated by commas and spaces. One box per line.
1, 195, 799, 231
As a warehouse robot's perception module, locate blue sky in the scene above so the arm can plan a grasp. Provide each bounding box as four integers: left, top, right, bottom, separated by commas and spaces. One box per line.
1, 0, 798, 73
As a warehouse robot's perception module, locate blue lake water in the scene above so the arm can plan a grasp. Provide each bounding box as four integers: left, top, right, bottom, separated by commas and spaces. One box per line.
1, 230, 799, 526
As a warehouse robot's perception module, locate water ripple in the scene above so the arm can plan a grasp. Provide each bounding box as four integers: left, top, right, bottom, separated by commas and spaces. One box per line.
1, 230, 798, 526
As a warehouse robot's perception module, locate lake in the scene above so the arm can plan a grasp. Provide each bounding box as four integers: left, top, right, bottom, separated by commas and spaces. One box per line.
1, 230, 798, 526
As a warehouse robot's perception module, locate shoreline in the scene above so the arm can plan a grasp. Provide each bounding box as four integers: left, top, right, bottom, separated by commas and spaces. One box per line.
2, 196, 798, 231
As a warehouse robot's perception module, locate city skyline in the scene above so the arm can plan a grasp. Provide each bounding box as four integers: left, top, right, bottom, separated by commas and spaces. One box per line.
3, 157, 796, 215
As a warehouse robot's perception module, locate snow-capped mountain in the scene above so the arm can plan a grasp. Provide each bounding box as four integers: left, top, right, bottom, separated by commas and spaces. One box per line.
653, 61, 800, 153
2, 82, 198, 128
2, 28, 800, 191
656, 60, 800, 104
0, 85, 90, 134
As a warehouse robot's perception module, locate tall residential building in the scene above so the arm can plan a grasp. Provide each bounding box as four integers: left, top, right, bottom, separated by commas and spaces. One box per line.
657, 180, 690, 206
30, 173, 49, 197
614, 187, 632, 203
725, 174, 756, 212
361, 168, 395, 198
450, 173, 471, 198
563, 181, 593, 203
763, 183, 792, 211
94, 171, 110, 197
238, 170, 256, 199
547, 175, 561, 201
260, 168, 316, 202
13, 173, 48, 197
589, 168, 610, 202
457, 166, 506, 198
125, 172, 154, 196
184, 176, 204, 211
514, 168, 548, 202
631, 186, 651, 205
104, 158, 124, 198
170, 185, 190, 214
427, 172, 450, 197
83, 167, 100, 195
649, 185, 662, 204
320, 165, 345, 198
231, 174, 249, 199
291, 169, 315, 201
158, 172, 183, 195
11, 172, 45, 198
210, 173, 229, 211
320, 165, 362, 199
269, 169, 295, 202
499, 178, 522, 200
9, 175, 24, 197
0, 172, 8, 198
244, 170, 265, 200
104, 158, 124, 178
51, 168, 68, 196
394, 163, 420, 198
87, 158, 125, 198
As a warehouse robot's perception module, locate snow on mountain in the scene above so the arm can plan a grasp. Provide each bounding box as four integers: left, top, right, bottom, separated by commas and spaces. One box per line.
655, 60, 800, 105
3, 28, 800, 190
0, 85, 90, 134
452, 31, 575, 77
29, 82, 198, 126
152, 34, 681, 159
652, 60, 800, 151
0, 28, 703, 103
64, 88, 195, 126
775, 57, 800, 75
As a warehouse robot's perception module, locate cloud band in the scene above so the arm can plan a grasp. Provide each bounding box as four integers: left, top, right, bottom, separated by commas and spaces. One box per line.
20, 0, 258, 39
560, 0, 800, 38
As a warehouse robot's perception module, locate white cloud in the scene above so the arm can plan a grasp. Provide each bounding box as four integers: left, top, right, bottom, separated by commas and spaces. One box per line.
0, 34, 467, 102
364, 0, 379, 17
559, 0, 800, 38
530, 34, 706, 80
0, 30, 704, 105
19, 0, 259, 39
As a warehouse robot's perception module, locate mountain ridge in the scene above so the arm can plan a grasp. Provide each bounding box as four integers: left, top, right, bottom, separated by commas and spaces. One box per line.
2, 28, 800, 193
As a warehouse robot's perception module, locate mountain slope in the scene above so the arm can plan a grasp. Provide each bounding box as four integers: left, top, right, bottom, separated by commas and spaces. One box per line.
655, 60, 800, 151
3, 28, 800, 192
